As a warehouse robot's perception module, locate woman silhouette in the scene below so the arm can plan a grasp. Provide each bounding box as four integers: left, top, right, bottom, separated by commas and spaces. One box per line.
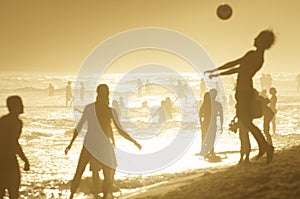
205, 30, 276, 164
65, 84, 142, 199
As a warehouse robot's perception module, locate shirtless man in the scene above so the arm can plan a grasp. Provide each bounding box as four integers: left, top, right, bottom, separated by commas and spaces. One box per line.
0, 96, 30, 198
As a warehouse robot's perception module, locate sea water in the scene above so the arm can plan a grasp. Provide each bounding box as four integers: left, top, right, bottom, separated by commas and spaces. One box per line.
0, 71, 299, 198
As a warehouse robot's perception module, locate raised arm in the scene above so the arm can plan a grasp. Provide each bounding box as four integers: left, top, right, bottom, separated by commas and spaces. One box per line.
112, 109, 142, 150
205, 57, 242, 74
209, 68, 239, 79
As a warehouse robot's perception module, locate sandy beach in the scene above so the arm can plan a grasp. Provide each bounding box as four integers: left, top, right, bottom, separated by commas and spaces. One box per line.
122, 142, 300, 199
17, 133, 299, 199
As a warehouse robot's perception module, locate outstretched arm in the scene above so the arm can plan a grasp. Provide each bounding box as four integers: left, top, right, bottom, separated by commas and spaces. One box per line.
112, 109, 142, 150
209, 68, 239, 79
205, 57, 242, 74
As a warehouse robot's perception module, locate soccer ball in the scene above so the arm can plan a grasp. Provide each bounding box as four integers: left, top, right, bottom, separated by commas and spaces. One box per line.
217, 4, 233, 20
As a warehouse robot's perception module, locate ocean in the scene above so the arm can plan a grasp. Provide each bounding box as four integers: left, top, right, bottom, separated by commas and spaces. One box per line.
0, 71, 299, 198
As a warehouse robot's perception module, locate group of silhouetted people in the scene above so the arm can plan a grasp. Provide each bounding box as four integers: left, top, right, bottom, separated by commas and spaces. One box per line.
47, 81, 86, 106
0, 29, 279, 198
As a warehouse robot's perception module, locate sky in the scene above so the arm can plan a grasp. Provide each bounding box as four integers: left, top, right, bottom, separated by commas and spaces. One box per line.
1, 0, 300, 73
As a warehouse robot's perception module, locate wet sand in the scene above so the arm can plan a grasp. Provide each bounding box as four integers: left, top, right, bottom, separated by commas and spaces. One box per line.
123, 143, 300, 199
16, 134, 300, 198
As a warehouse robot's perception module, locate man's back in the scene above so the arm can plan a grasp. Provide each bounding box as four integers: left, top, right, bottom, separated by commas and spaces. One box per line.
0, 114, 22, 159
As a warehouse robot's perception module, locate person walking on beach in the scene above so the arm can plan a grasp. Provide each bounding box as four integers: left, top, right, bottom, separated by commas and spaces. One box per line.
66, 81, 73, 106
199, 89, 223, 158
205, 30, 276, 164
269, 87, 278, 134
0, 96, 30, 199
65, 84, 142, 199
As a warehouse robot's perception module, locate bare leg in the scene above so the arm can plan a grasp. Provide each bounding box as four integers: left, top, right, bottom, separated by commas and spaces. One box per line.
70, 147, 91, 199
92, 170, 101, 194
244, 120, 274, 163
102, 164, 115, 199
239, 124, 250, 164
263, 118, 273, 145
271, 116, 276, 134
6, 162, 20, 199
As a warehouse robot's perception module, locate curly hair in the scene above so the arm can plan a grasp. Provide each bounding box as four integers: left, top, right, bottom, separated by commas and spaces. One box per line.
257, 30, 276, 50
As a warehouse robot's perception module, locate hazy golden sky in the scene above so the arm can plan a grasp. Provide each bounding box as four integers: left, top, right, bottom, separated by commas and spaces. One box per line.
1, 0, 299, 73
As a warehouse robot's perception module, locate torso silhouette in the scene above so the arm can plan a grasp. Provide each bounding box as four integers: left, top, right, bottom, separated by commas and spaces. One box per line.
0, 114, 22, 160
237, 51, 264, 91
95, 103, 115, 144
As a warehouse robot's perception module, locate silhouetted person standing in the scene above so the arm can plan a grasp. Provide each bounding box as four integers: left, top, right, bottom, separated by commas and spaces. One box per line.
65, 84, 141, 199
257, 90, 274, 146
164, 97, 174, 119
66, 81, 73, 106
47, 83, 54, 96
205, 30, 276, 164
199, 89, 223, 158
0, 96, 30, 199
269, 87, 278, 134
